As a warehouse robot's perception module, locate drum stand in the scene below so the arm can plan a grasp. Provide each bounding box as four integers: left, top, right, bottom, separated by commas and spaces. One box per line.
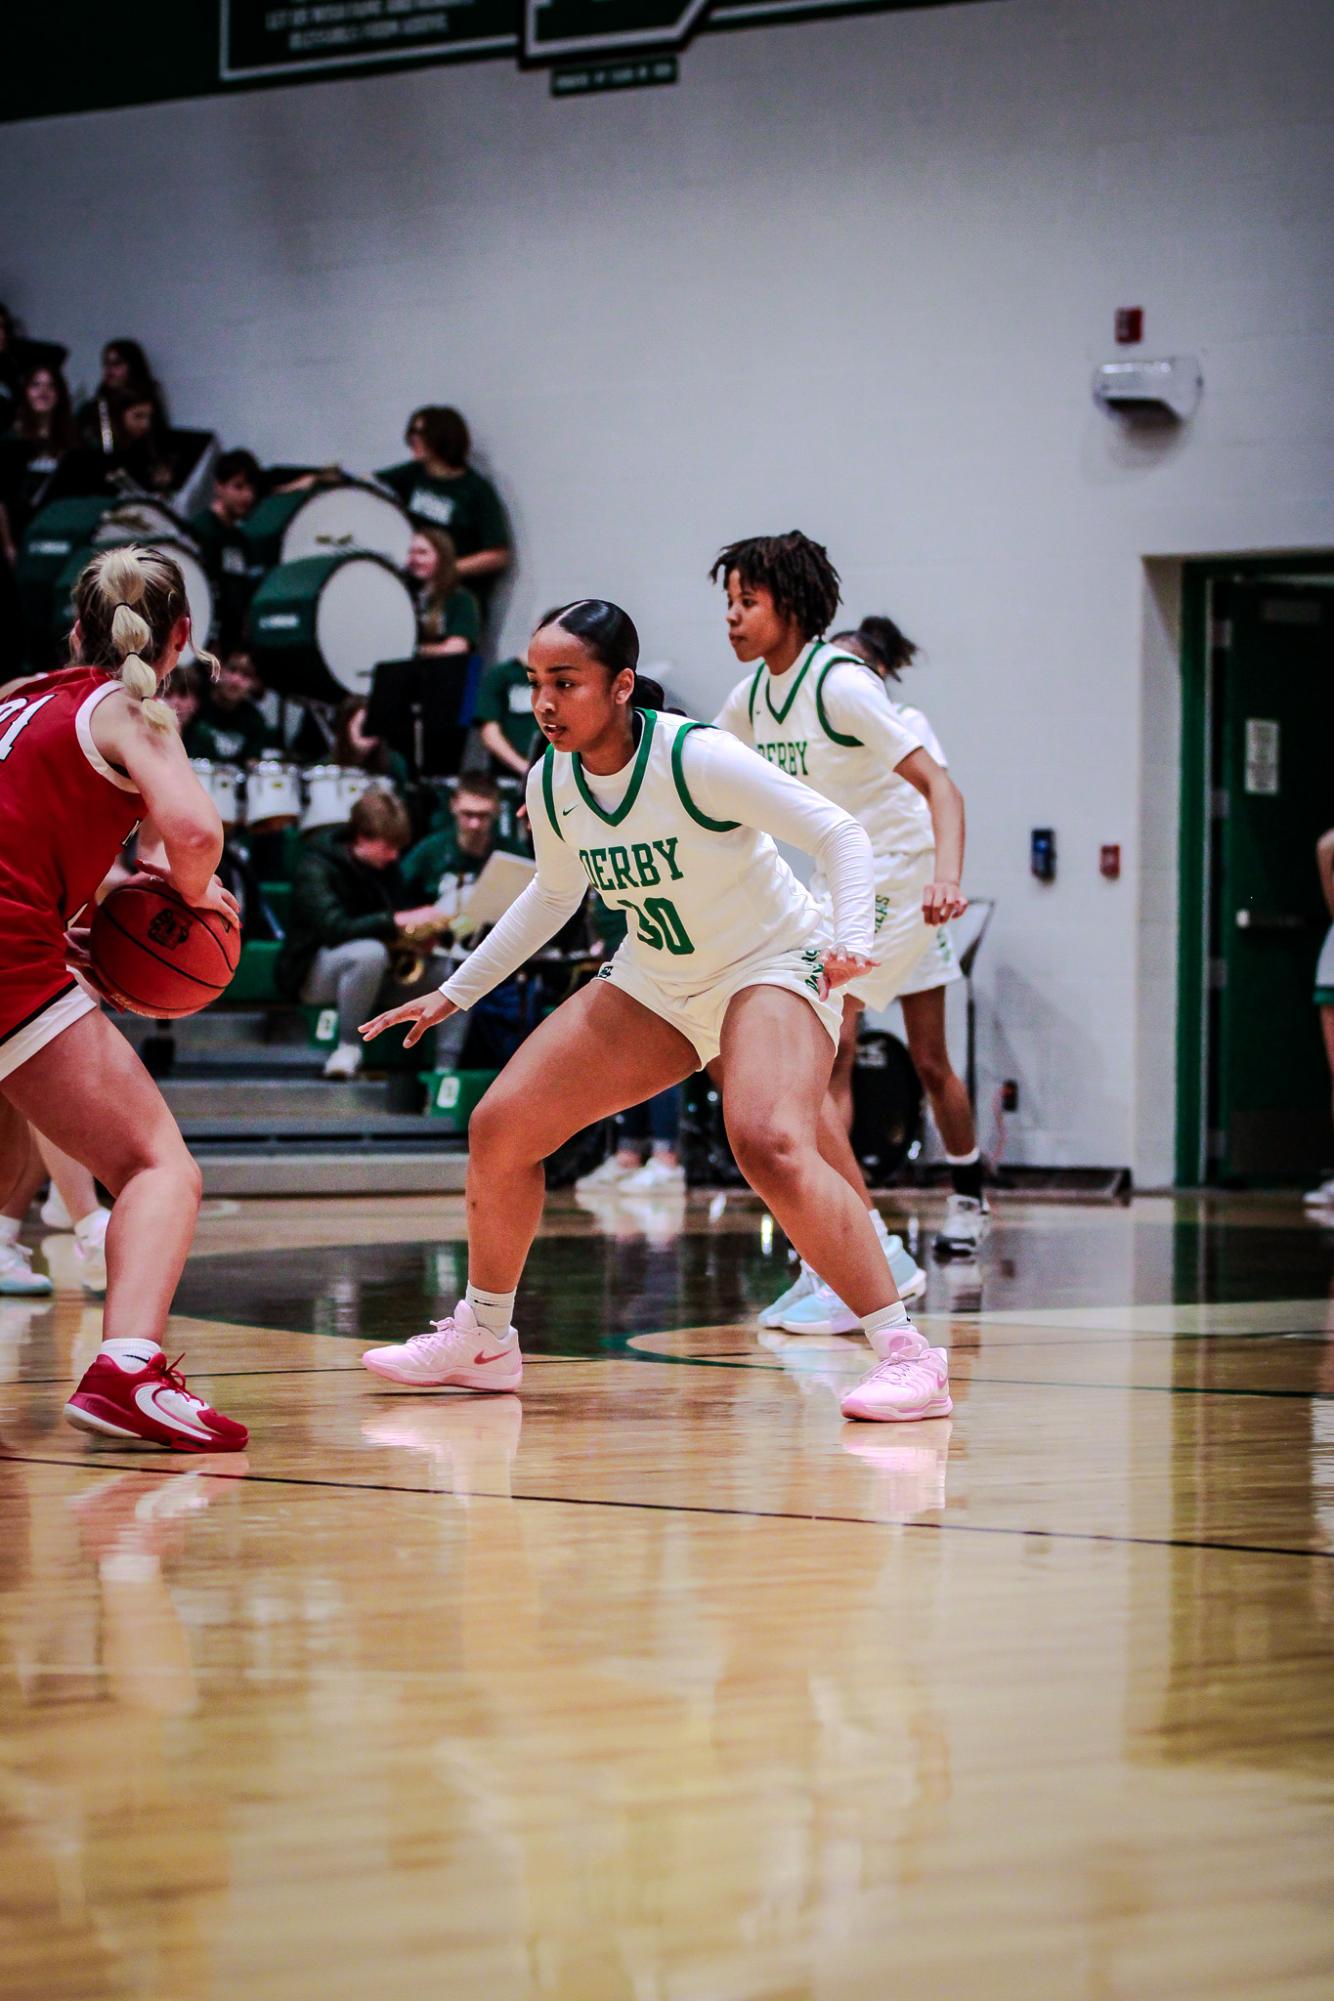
954, 898, 996, 1115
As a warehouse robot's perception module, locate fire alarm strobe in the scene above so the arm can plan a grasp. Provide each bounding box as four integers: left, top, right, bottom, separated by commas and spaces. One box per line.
1092, 355, 1202, 421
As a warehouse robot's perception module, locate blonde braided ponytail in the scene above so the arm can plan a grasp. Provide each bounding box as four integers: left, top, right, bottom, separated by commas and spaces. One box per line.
74, 543, 210, 730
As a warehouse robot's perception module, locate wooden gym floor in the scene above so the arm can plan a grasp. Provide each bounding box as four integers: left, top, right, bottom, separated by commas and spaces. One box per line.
1, 1188, 1332, 2000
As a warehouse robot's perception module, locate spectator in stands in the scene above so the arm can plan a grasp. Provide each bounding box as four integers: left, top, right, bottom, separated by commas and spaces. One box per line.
200, 645, 275, 764
76, 338, 165, 457
405, 527, 481, 658
0, 364, 80, 558
277, 788, 446, 1081
105, 387, 175, 494
191, 448, 263, 648
377, 406, 511, 611
473, 642, 538, 779
332, 694, 411, 793
399, 773, 532, 1068
164, 663, 224, 760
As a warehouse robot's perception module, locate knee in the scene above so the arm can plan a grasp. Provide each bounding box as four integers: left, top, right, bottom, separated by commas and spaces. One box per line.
345, 941, 389, 979
728, 1115, 806, 1195
468, 1085, 536, 1170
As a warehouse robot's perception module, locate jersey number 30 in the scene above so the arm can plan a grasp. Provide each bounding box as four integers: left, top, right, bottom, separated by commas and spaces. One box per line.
615, 895, 695, 957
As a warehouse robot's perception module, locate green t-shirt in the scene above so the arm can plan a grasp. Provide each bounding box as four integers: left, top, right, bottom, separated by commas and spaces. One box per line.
181, 715, 224, 761
400, 824, 528, 906
200, 694, 276, 764
416, 584, 481, 650
376, 462, 510, 559
473, 656, 538, 759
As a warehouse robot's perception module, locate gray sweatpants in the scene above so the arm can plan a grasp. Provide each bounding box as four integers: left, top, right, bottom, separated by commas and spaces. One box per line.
301, 940, 456, 1050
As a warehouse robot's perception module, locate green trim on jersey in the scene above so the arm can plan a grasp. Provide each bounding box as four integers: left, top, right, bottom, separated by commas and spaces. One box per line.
762, 639, 820, 725
572, 708, 658, 827
746, 660, 766, 727
814, 652, 872, 748
670, 721, 740, 833
541, 745, 563, 840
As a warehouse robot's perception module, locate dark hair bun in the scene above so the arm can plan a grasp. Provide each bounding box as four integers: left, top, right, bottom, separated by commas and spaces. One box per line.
630, 674, 665, 711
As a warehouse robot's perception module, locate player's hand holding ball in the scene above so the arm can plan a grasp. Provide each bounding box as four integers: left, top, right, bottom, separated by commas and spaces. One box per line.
361, 990, 459, 1049
922, 879, 967, 925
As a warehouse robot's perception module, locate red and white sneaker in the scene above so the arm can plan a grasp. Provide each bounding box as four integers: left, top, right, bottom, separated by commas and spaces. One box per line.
841, 1329, 953, 1423
64, 1339, 249, 1452
362, 1300, 522, 1392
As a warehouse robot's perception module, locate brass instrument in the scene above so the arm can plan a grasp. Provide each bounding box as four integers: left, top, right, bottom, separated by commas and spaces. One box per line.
389, 912, 456, 985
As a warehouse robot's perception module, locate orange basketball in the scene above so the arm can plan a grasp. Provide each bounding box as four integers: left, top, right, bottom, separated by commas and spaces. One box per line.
88, 875, 240, 1019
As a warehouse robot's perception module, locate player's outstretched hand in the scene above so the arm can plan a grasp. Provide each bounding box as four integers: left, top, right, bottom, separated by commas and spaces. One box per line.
922, 879, 968, 925
820, 949, 878, 996
360, 990, 458, 1048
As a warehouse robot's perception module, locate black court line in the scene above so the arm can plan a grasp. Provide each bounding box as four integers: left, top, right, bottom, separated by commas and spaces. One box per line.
4, 1450, 1328, 1562
7, 1357, 1328, 1401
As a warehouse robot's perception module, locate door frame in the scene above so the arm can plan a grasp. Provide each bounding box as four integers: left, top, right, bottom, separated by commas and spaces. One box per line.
1175, 553, 1334, 1185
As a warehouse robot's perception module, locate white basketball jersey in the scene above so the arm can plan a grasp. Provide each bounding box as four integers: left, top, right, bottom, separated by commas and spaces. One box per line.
727, 641, 928, 873
537, 710, 820, 990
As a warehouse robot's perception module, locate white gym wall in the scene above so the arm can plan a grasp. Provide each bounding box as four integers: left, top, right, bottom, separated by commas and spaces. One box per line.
4, 0, 1332, 1180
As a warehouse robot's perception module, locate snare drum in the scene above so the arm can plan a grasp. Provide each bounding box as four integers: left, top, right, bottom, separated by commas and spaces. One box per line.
190, 759, 243, 828
242, 480, 413, 571
249, 552, 418, 704
300, 763, 376, 833
245, 759, 304, 831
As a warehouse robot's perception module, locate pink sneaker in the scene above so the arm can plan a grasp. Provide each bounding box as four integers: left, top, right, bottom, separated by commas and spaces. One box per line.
841, 1329, 952, 1423
362, 1300, 522, 1392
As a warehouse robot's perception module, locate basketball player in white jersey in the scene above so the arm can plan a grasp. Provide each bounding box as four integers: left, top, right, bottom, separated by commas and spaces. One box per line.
831, 616, 988, 1257
360, 598, 956, 1423
711, 533, 969, 1340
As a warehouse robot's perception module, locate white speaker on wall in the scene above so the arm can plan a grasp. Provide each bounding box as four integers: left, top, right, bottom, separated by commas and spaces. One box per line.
1092, 356, 1203, 421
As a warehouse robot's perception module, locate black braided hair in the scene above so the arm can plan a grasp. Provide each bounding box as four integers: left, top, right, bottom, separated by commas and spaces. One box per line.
831, 614, 919, 683
709, 531, 841, 639
533, 599, 663, 710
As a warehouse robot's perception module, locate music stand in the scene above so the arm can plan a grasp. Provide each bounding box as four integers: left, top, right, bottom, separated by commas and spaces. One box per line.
950, 898, 996, 1113
364, 653, 481, 780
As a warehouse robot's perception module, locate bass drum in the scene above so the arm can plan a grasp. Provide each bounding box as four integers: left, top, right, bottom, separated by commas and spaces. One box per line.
242, 480, 413, 572
96, 497, 200, 550
53, 537, 214, 669
249, 553, 418, 705
851, 1029, 923, 1183
17, 497, 121, 638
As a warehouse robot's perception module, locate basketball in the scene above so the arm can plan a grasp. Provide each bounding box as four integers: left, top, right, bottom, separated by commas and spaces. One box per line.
88, 875, 240, 1019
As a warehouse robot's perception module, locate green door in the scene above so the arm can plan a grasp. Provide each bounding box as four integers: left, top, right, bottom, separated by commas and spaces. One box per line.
1213, 581, 1334, 1181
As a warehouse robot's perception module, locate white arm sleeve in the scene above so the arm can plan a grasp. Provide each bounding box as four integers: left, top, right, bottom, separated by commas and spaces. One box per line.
821, 665, 925, 770
683, 728, 876, 957
712, 674, 755, 744
438, 767, 589, 1010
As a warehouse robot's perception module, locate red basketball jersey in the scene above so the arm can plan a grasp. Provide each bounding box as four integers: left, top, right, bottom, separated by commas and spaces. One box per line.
0, 666, 143, 1035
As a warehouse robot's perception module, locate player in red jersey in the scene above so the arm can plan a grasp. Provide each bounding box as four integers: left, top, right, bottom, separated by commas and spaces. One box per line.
0, 544, 248, 1449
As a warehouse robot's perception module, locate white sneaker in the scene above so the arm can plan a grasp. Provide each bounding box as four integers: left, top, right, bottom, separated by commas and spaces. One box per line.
781, 1280, 862, 1336
841, 1329, 953, 1423
0, 1241, 52, 1297
362, 1300, 522, 1392
323, 1042, 363, 1080
40, 1187, 73, 1230
1303, 1178, 1334, 1209
74, 1209, 111, 1295
758, 1260, 820, 1329
618, 1156, 685, 1195
574, 1153, 640, 1193
933, 1193, 990, 1257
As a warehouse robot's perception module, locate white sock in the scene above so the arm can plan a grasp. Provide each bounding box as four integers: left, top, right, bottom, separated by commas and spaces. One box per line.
0, 1216, 20, 1247
464, 1283, 517, 1341
946, 1146, 981, 1166
862, 1301, 915, 1347
100, 1337, 162, 1371
869, 1208, 889, 1241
